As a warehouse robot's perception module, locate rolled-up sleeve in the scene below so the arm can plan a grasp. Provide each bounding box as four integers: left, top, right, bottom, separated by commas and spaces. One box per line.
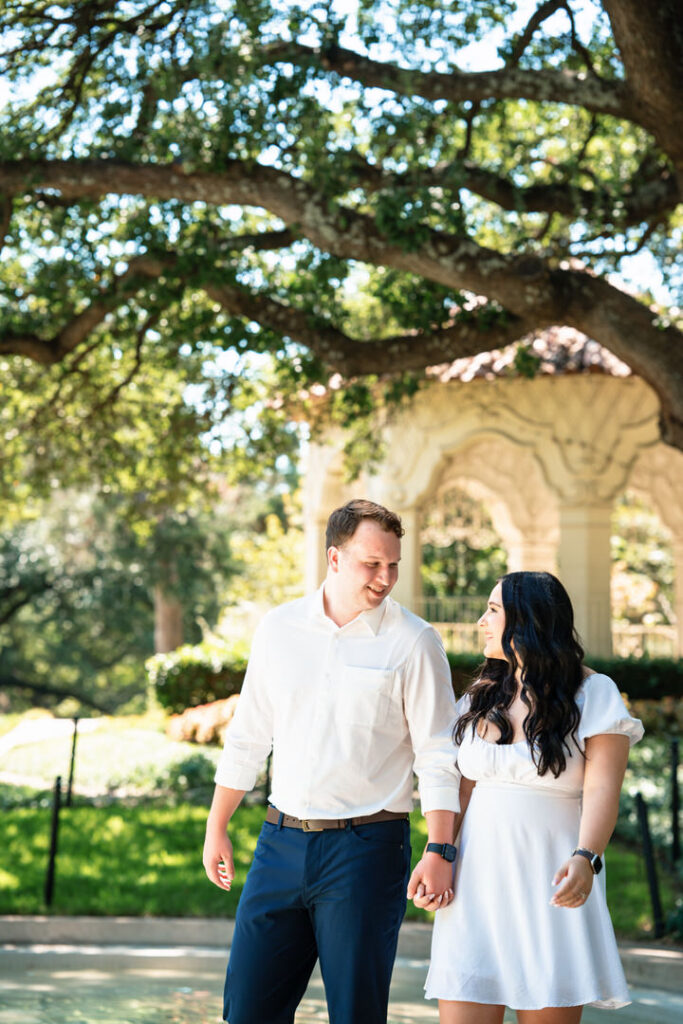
403, 626, 460, 814
214, 617, 274, 791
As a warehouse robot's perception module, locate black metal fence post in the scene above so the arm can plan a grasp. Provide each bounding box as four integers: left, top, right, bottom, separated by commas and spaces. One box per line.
635, 791, 665, 939
66, 717, 79, 808
672, 737, 680, 865
45, 775, 62, 907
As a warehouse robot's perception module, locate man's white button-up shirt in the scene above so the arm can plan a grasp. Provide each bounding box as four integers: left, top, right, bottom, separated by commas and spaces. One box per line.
214, 586, 460, 818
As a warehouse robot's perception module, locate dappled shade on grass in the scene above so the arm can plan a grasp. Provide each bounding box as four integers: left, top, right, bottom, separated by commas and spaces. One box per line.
0, 802, 673, 936
0, 802, 262, 917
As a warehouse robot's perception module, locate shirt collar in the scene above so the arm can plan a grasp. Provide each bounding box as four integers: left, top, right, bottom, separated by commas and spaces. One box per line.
309, 583, 390, 636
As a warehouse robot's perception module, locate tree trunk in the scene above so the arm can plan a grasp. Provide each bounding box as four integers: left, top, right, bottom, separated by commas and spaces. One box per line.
153, 584, 184, 653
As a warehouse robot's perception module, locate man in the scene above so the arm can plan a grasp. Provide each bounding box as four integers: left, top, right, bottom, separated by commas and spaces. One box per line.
203, 499, 460, 1024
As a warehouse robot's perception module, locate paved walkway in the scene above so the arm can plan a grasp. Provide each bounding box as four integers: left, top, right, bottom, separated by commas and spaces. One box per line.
1, 916, 681, 1023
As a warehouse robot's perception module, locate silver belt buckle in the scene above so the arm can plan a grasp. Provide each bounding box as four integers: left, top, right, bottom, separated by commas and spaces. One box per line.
301, 819, 324, 832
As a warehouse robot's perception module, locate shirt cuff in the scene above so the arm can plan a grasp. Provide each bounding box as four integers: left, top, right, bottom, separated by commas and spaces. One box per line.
419, 785, 461, 814
214, 763, 259, 791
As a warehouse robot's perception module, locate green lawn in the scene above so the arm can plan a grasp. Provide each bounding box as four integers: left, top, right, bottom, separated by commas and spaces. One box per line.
0, 797, 675, 935
0, 714, 219, 795
0, 712, 678, 937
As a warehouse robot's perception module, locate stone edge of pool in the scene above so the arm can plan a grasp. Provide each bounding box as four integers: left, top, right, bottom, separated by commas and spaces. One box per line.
1, 916, 681, 995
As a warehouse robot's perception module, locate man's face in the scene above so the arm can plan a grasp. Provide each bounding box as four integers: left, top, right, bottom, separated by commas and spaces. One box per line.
328, 519, 401, 617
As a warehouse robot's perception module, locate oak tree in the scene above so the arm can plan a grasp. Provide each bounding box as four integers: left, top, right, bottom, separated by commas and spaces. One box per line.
0, 0, 681, 485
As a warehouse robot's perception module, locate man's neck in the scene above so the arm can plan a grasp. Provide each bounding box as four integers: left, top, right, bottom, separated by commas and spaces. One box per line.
322, 581, 364, 628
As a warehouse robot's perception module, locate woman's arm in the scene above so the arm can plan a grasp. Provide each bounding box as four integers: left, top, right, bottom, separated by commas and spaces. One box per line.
550, 733, 630, 907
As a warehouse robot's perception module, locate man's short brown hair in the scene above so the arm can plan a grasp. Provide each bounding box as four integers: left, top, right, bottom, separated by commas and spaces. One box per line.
325, 499, 404, 550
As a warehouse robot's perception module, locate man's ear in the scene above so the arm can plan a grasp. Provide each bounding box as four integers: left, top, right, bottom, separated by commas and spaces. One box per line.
327, 545, 340, 573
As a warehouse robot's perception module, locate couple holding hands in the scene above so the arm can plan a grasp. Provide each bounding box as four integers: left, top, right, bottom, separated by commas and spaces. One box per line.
203, 499, 643, 1024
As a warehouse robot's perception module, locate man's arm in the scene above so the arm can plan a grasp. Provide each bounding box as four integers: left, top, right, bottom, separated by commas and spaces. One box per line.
402, 626, 461, 909
203, 785, 246, 891
407, 808, 457, 910
408, 776, 475, 910
204, 617, 274, 890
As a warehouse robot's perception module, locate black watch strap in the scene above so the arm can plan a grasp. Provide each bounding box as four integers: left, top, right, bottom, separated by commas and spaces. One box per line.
426, 841, 457, 862
571, 847, 603, 874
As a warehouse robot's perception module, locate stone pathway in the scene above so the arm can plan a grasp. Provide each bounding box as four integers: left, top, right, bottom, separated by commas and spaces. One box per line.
1, 941, 681, 1024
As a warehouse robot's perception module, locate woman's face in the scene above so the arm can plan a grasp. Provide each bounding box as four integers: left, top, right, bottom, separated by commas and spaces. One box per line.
478, 581, 506, 659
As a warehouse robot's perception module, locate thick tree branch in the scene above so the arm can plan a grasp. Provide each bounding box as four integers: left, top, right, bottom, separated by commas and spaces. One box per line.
353, 155, 678, 225
561, 270, 683, 449
1, 243, 532, 378
0, 158, 623, 313
0, 157, 680, 447
603, 0, 683, 182
0, 257, 154, 362
0, 225, 297, 362
204, 282, 532, 376
0, 673, 112, 713
0, 581, 53, 626
260, 40, 634, 119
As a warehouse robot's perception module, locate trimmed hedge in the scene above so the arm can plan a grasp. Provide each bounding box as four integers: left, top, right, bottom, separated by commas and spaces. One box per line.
148, 639, 681, 717
147, 643, 246, 714
447, 652, 683, 700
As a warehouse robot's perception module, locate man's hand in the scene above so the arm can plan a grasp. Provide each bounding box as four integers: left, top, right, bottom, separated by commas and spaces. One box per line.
407, 853, 454, 911
203, 827, 235, 891
202, 785, 245, 891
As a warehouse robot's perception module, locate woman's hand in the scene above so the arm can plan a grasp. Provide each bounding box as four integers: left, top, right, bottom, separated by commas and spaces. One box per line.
550, 853, 594, 908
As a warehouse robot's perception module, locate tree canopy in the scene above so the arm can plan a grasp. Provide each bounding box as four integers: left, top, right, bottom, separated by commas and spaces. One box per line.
0, 0, 682, 486
0, 487, 240, 711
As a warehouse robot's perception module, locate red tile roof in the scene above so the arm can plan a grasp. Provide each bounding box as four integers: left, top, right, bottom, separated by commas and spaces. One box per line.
429, 326, 631, 382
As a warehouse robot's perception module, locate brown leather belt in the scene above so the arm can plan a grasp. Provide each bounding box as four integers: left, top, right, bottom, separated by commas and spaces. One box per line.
265, 806, 409, 832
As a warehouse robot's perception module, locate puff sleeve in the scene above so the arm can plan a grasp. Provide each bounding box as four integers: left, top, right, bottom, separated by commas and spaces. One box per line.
576, 673, 644, 746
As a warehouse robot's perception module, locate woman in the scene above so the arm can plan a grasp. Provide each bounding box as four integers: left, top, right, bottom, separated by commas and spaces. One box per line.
418, 571, 643, 1023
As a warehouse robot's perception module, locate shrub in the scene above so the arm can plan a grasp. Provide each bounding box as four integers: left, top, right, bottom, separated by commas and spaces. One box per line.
446, 653, 683, 702
446, 653, 482, 697
166, 695, 239, 745
587, 657, 683, 700
157, 752, 219, 794
147, 641, 246, 713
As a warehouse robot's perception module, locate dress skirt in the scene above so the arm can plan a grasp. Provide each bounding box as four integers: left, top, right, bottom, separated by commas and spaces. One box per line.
425, 780, 630, 1010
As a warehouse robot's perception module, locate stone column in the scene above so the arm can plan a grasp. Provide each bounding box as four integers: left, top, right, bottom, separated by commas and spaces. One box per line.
506, 537, 558, 574
557, 502, 613, 658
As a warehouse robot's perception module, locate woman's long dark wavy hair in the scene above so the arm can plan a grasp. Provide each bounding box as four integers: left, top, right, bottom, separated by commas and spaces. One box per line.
453, 571, 585, 777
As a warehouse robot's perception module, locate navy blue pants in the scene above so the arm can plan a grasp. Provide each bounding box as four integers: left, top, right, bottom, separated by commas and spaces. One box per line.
224, 815, 411, 1024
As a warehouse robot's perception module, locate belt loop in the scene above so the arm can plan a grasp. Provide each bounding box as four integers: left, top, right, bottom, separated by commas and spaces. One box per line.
344, 817, 352, 831
277, 811, 284, 830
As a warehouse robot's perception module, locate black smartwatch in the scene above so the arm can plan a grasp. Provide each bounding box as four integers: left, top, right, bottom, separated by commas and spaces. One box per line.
426, 841, 457, 862
571, 847, 603, 875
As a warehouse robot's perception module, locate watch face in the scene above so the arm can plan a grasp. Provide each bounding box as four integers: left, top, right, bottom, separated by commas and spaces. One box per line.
591, 854, 603, 874
443, 845, 456, 862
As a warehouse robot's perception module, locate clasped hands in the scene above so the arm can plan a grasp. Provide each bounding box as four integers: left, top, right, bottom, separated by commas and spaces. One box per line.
407, 852, 455, 911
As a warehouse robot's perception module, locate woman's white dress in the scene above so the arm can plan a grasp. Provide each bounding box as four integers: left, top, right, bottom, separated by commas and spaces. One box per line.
425, 673, 644, 1010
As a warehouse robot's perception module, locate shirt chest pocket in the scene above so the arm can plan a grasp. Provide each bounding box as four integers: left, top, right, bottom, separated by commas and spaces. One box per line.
337, 666, 397, 729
